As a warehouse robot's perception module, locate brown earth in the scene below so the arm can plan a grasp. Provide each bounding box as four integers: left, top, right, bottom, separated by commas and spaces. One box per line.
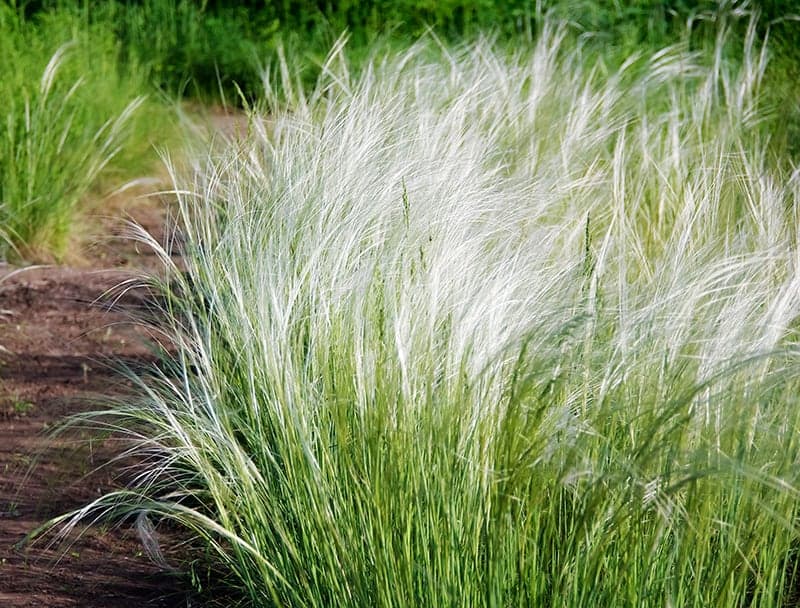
0, 107, 250, 607
0, 188, 192, 607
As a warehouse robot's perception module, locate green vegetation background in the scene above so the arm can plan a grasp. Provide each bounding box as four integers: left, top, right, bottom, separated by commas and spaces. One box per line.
14, 1, 800, 97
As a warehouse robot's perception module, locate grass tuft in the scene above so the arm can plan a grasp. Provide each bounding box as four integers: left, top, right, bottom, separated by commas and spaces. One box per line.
0, 6, 177, 262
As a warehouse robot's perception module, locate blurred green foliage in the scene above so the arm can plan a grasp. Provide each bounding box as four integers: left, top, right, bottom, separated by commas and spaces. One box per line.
12, 1, 798, 101
5, 1, 799, 157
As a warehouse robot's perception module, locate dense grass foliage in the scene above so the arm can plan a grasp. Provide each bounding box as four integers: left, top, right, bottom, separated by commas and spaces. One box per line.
107, 0, 269, 99
50, 22, 800, 607
21, 2, 800, 106
0, 5, 176, 261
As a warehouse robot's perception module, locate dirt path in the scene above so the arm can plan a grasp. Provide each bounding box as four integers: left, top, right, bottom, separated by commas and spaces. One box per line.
0, 196, 191, 607
0, 107, 249, 607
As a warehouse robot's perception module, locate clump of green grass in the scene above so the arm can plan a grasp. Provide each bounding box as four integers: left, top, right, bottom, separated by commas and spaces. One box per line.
47, 18, 800, 607
0, 6, 175, 262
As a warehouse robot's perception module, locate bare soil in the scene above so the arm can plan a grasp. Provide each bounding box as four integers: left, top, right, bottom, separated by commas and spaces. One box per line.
0, 195, 191, 607
0, 107, 250, 607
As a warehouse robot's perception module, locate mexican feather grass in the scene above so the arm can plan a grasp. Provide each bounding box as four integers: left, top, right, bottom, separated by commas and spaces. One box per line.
45, 22, 800, 607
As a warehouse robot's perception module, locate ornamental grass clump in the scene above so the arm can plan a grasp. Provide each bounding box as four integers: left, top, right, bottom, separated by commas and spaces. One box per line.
0, 6, 174, 261
52, 20, 800, 607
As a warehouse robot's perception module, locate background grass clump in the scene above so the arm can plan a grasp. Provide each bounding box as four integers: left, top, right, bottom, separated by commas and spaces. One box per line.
0, 4, 178, 261
46, 16, 800, 606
